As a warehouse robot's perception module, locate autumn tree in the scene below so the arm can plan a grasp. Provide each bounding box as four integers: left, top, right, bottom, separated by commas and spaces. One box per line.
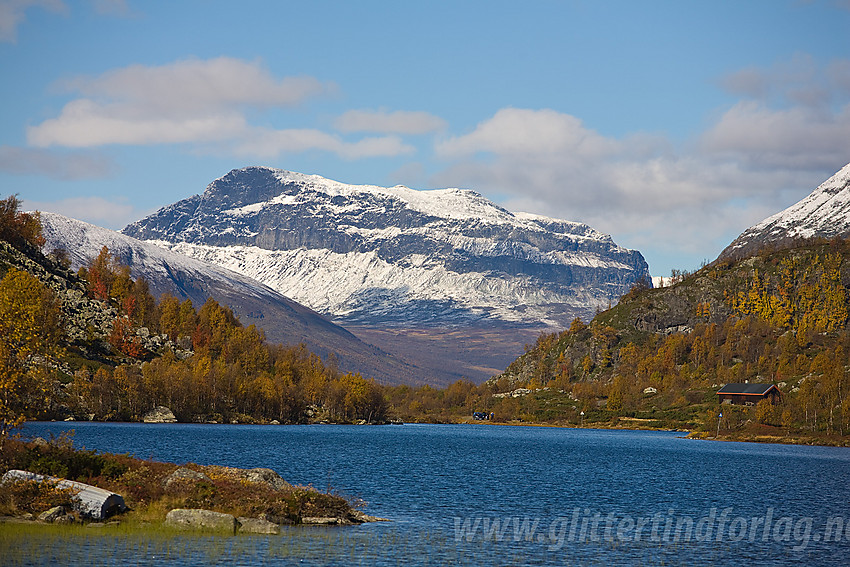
0, 268, 61, 442
85, 246, 117, 301
0, 195, 46, 251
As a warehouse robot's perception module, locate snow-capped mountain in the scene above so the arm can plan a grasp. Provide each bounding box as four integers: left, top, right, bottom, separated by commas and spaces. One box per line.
122, 167, 651, 328
720, 162, 850, 260
39, 212, 418, 384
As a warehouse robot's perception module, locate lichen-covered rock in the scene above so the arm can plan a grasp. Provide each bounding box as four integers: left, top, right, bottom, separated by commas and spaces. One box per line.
162, 467, 211, 490
207, 466, 291, 491
351, 510, 390, 523
237, 517, 280, 534
37, 506, 66, 523
244, 468, 290, 491
302, 516, 348, 525
164, 509, 238, 533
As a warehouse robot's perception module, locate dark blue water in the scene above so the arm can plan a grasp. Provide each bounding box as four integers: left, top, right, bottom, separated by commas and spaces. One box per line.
7, 422, 850, 566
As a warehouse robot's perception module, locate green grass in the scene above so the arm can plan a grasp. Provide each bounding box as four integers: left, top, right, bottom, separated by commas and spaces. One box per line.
0, 521, 472, 566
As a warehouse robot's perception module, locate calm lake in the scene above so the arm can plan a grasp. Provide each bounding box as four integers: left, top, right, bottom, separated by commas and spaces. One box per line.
6, 422, 850, 566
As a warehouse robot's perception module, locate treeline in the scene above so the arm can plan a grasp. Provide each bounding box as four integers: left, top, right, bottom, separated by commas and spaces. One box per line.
0, 196, 387, 428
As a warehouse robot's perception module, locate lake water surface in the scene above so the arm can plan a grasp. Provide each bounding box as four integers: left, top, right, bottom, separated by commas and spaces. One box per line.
7, 422, 850, 566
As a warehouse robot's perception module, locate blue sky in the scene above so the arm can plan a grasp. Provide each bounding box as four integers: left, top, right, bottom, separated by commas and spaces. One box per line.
2, 0, 849, 277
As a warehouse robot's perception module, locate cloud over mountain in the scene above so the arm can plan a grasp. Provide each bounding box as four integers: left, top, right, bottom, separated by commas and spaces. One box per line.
25, 57, 416, 160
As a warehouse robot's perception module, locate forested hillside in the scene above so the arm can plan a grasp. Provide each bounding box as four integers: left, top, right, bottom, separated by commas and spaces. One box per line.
0, 196, 387, 431
368, 239, 850, 445
477, 238, 850, 440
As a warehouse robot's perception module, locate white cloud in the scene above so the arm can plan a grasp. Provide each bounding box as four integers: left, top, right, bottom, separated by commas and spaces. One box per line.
706, 56, 850, 171
437, 108, 620, 159
28, 99, 249, 147
26, 57, 413, 160
335, 109, 446, 134
0, 0, 66, 43
23, 196, 142, 230
0, 145, 115, 179
700, 101, 850, 170
718, 54, 850, 110
57, 57, 328, 114
433, 56, 850, 263
432, 103, 847, 271
28, 58, 327, 148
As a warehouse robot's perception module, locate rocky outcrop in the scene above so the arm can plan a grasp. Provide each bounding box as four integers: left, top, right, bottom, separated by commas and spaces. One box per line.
161, 467, 211, 489
0, 239, 185, 366
204, 466, 291, 491
242, 468, 291, 491
142, 406, 177, 423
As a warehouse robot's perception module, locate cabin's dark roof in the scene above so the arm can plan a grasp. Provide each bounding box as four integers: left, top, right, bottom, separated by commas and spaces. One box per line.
717, 383, 778, 395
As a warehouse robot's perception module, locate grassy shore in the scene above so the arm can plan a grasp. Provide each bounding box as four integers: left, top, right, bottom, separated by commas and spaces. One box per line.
450, 413, 850, 447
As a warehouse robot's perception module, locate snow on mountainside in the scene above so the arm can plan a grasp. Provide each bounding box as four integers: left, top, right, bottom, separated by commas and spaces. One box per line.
39, 212, 419, 384
122, 166, 651, 328
720, 162, 850, 260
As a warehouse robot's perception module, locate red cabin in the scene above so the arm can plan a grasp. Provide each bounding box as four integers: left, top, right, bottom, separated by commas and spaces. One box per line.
717, 383, 782, 406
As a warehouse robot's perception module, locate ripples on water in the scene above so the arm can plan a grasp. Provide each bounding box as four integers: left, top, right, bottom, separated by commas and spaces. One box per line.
5, 422, 850, 566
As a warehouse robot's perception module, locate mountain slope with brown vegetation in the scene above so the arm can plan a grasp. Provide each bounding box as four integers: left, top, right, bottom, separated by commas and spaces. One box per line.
481, 238, 850, 442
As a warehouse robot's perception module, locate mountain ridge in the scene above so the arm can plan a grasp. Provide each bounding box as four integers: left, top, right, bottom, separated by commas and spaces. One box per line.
122, 166, 651, 328
720, 162, 850, 260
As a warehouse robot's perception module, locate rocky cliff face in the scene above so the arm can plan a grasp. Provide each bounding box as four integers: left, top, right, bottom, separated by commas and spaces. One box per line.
123, 167, 651, 328
720, 162, 850, 260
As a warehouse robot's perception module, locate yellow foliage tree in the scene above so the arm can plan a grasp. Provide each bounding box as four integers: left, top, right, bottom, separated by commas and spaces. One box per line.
0, 268, 59, 441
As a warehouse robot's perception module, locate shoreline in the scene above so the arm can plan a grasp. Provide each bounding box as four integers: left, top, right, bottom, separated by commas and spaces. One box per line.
24, 417, 850, 448
428, 418, 850, 447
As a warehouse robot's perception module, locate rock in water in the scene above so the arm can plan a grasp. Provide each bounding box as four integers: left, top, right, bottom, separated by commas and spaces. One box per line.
164, 509, 239, 534
237, 517, 280, 534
